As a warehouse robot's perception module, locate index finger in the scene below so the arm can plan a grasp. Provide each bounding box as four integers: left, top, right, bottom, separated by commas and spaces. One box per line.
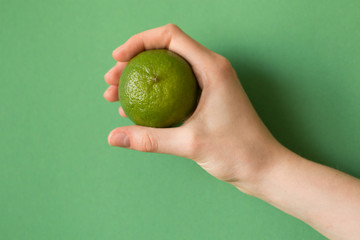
112, 24, 214, 69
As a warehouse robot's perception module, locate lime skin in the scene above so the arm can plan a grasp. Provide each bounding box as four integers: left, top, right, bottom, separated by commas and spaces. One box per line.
119, 49, 200, 128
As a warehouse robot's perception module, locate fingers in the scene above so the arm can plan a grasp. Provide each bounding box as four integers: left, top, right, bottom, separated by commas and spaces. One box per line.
119, 107, 127, 117
104, 62, 127, 85
112, 24, 214, 69
104, 85, 118, 102
108, 125, 193, 157
104, 62, 126, 102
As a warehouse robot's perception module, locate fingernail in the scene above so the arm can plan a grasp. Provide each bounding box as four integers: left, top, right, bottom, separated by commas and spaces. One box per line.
110, 132, 130, 147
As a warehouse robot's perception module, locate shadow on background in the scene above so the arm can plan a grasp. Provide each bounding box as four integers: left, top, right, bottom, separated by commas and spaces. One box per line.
225, 55, 329, 166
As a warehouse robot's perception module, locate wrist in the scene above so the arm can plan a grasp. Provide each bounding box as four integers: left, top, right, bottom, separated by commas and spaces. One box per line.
231, 140, 293, 197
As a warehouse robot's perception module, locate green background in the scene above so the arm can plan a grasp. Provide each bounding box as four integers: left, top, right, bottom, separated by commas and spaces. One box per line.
1, 0, 359, 239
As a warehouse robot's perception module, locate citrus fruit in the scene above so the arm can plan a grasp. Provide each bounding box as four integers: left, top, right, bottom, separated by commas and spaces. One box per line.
118, 49, 200, 128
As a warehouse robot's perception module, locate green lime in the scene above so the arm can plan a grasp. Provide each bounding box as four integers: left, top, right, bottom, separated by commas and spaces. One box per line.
119, 49, 200, 128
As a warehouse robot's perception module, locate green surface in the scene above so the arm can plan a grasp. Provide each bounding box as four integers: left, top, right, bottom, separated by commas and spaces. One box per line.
119, 49, 199, 127
1, 0, 359, 239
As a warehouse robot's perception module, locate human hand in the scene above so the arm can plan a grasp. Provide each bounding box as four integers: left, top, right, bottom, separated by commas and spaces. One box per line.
104, 25, 360, 239
104, 24, 281, 192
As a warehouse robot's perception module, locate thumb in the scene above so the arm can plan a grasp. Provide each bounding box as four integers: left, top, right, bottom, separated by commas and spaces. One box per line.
108, 125, 192, 157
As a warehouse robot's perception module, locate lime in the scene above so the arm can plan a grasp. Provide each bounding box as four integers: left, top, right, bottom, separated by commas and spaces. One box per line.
119, 49, 200, 128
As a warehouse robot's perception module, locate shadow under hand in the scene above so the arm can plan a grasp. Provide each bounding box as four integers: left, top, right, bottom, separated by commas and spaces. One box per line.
226, 55, 328, 166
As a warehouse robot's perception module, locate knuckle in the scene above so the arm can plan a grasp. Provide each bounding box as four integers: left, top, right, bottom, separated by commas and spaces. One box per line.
139, 133, 157, 152
216, 55, 232, 72
161, 24, 181, 47
166, 23, 180, 32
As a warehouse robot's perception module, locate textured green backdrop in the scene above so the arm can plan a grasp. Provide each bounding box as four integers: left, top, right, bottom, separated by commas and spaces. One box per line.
1, 0, 359, 239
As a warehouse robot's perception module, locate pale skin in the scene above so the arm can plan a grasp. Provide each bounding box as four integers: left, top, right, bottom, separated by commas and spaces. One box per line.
104, 24, 360, 240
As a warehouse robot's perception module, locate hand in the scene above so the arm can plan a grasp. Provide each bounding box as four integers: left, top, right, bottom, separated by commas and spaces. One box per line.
105, 24, 360, 239
104, 24, 281, 192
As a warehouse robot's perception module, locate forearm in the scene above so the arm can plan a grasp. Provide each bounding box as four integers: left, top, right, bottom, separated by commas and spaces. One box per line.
236, 145, 360, 240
